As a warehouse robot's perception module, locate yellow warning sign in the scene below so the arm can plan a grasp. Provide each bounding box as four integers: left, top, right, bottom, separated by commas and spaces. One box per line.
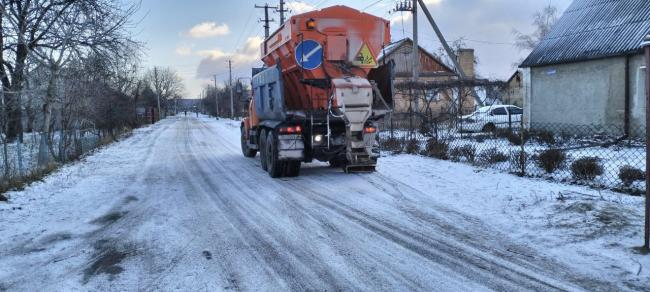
354, 44, 377, 68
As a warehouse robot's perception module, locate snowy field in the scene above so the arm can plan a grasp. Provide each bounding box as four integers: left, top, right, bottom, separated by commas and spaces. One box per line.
0, 115, 648, 291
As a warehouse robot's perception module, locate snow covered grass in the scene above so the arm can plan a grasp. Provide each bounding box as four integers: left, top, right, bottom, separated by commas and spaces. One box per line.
378, 153, 650, 288
381, 128, 647, 194
0, 130, 102, 180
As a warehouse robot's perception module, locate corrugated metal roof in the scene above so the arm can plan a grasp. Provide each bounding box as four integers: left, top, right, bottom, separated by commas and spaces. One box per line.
520, 0, 650, 67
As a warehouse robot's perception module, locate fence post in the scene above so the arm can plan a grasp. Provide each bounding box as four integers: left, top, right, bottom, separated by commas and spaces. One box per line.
642, 34, 650, 251
390, 112, 394, 139
508, 112, 512, 132
519, 117, 525, 176
16, 139, 23, 178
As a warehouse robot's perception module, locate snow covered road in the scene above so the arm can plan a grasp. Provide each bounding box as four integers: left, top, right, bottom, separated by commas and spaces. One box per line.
0, 116, 646, 291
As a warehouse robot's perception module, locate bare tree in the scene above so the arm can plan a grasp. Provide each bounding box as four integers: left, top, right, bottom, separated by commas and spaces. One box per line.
513, 5, 559, 52
144, 67, 185, 117
18, 1, 141, 166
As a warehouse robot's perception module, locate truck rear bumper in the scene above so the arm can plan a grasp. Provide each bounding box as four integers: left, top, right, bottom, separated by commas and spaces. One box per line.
278, 134, 305, 160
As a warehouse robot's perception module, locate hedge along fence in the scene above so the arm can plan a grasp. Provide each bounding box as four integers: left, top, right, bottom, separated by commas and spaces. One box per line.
379, 113, 647, 195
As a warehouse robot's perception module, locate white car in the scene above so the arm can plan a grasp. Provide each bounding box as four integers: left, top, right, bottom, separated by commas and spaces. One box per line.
460, 105, 523, 132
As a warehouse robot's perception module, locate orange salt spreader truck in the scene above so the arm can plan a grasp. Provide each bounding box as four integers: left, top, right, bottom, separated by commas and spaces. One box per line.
241, 5, 394, 178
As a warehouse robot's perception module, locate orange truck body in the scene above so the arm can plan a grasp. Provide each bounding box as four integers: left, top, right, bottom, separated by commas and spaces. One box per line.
241, 5, 392, 176
245, 6, 390, 129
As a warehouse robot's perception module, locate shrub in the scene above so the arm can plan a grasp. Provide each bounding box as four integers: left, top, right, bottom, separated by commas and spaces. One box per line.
510, 150, 528, 174
537, 149, 566, 173
619, 165, 645, 187
507, 131, 530, 146
419, 122, 432, 136
474, 134, 487, 143
478, 148, 508, 165
571, 157, 604, 181
495, 129, 512, 139
425, 138, 449, 160
449, 145, 476, 163
381, 137, 403, 152
534, 130, 556, 145
405, 138, 420, 154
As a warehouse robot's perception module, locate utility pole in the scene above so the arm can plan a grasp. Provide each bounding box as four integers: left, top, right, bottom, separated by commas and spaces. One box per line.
642, 33, 650, 251
417, 0, 483, 107
277, 0, 289, 24
213, 75, 219, 118
228, 60, 235, 119
412, 0, 419, 84
394, 1, 418, 111
154, 67, 162, 121
255, 4, 277, 39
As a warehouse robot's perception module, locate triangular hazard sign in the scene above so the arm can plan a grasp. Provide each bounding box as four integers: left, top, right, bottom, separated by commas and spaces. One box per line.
354, 43, 377, 67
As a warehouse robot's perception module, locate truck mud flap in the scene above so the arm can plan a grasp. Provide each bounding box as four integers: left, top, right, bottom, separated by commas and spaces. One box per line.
278, 134, 304, 160
344, 164, 376, 173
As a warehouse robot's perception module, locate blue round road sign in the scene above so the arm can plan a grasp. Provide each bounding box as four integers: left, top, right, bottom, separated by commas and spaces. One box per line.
295, 40, 323, 70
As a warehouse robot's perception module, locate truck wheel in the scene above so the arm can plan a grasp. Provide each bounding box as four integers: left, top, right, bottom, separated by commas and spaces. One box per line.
241, 127, 257, 158
266, 131, 284, 178
260, 129, 268, 171
284, 161, 301, 177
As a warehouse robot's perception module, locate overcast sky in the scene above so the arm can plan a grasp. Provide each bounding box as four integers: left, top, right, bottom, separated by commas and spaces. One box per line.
131, 0, 573, 97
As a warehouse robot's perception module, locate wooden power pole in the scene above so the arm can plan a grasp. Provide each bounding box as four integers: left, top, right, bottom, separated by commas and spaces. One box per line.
213, 75, 219, 118
255, 3, 277, 39
277, 0, 289, 24
228, 60, 234, 119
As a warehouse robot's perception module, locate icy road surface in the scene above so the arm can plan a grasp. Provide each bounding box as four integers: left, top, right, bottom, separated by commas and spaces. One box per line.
0, 116, 642, 291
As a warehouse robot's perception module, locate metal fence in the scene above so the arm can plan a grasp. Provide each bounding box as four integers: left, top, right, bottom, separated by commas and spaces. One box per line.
0, 129, 111, 185
379, 111, 646, 195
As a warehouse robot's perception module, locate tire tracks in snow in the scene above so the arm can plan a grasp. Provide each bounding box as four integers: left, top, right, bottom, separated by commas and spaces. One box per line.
195, 118, 622, 291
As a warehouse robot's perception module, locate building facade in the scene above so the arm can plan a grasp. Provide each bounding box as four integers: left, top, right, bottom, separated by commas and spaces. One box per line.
378, 38, 476, 116
499, 71, 523, 107
520, 0, 650, 135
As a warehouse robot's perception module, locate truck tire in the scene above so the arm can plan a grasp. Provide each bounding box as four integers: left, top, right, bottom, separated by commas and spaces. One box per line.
259, 129, 268, 171
241, 127, 257, 158
266, 131, 284, 178
284, 161, 301, 177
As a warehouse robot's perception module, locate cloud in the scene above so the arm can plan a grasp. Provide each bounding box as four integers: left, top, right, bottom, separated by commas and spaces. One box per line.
175, 45, 193, 56
187, 22, 230, 38
288, 1, 316, 14
390, 12, 411, 26
196, 36, 264, 78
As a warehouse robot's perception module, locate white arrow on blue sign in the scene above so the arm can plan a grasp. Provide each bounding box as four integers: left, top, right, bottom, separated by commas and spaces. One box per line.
295, 40, 323, 70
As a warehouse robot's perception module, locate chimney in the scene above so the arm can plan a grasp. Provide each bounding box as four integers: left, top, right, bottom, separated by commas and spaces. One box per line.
457, 48, 475, 79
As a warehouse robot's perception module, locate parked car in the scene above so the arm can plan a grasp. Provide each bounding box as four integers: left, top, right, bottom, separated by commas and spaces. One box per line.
461, 105, 523, 132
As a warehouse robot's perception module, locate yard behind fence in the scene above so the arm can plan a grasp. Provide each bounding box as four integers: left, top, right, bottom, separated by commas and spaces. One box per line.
379, 111, 647, 195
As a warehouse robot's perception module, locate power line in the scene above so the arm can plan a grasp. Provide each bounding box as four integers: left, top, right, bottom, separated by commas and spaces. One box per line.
362, 0, 384, 12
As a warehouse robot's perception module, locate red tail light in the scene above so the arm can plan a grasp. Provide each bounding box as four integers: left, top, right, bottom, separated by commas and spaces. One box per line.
364, 126, 377, 134
279, 126, 302, 134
